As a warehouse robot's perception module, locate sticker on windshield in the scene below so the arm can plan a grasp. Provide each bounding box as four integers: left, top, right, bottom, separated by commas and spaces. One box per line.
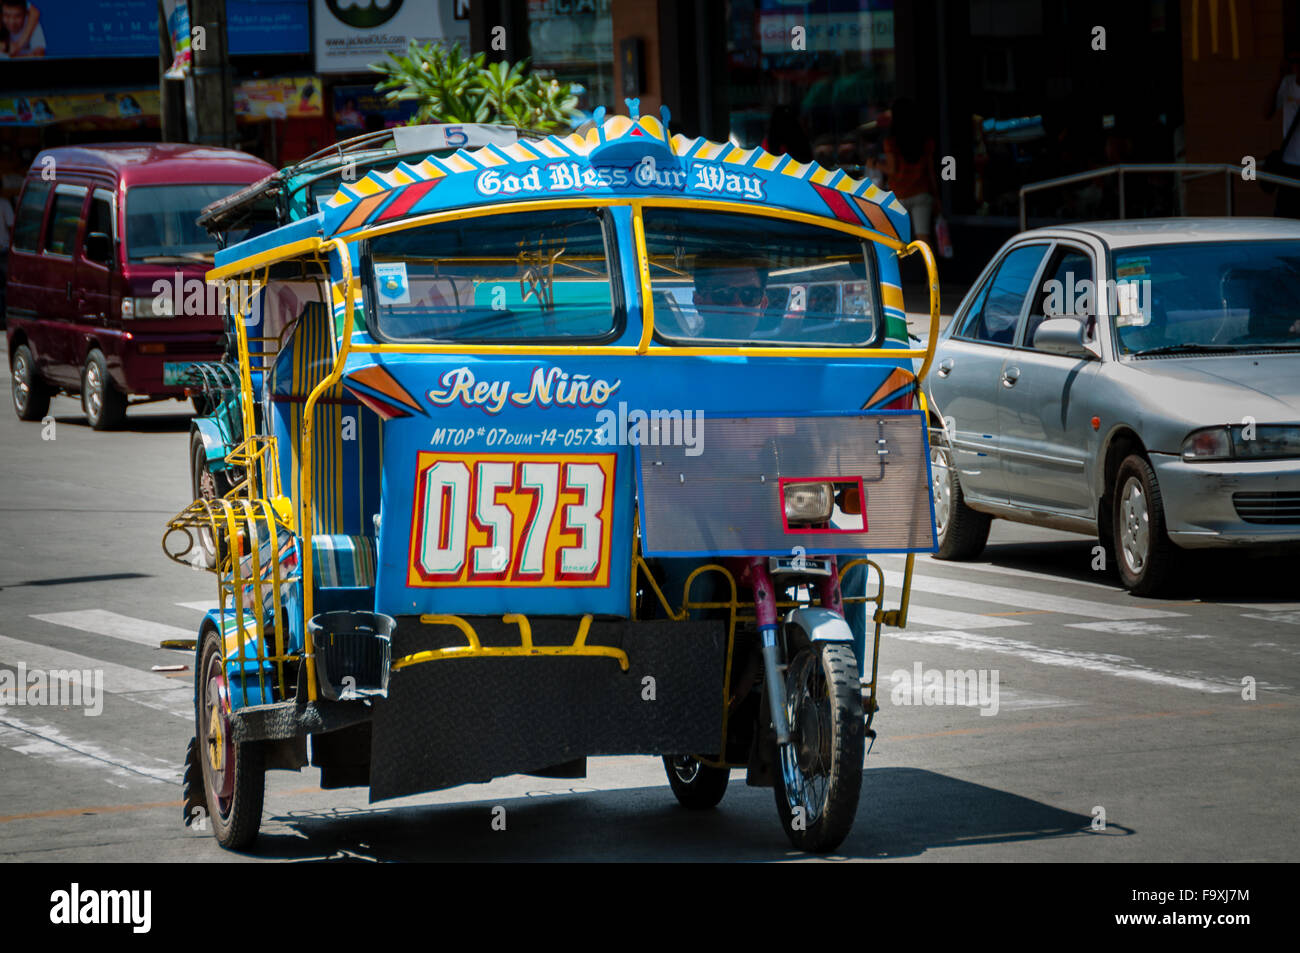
1115, 257, 1149, 279
374, 262, 410, 304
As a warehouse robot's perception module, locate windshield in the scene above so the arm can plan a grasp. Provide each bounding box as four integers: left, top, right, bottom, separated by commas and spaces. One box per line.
1111, 240, 1300, 354
642, 208, 879, 346
126, 184, 250, 262
367, 207, 617, 342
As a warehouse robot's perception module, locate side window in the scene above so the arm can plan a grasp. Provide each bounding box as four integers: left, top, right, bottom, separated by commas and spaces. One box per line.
1025, 246, 1095, 348
11, 180, 50, 252
82, 190, 115, 266
957, 243, 1049, 345
43, 186, 88, 256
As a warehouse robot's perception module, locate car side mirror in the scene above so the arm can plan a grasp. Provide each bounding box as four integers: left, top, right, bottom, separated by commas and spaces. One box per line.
1033, 316, 1098, 359
84, 231, 114, 267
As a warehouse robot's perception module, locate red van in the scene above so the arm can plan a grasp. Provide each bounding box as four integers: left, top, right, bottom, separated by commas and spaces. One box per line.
6, 144, 273, 429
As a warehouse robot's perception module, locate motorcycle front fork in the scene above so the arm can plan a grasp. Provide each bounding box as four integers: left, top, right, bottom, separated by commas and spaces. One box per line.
746, 555, 842, 747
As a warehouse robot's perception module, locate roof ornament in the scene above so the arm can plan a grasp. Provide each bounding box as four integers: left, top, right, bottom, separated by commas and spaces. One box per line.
625, 97, 640, 120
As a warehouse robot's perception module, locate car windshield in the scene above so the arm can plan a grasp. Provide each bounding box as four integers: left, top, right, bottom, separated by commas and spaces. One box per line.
1110, 240, 1300, 354
368, 207, 617, 342
126, 184, 250, 262
642, 208, 879, 346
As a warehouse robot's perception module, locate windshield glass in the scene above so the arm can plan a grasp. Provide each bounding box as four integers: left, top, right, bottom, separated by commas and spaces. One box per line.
1111, 240, 1300, 354
642, 208, 879, 346
368, 207, 617, 342
125, 184, 249, 262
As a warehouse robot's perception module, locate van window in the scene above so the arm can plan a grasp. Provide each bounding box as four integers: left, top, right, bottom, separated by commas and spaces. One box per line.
12, 180, 50, 252
83, 190, 115, 266
44, 186, 87, 256
125, 183, 247, 263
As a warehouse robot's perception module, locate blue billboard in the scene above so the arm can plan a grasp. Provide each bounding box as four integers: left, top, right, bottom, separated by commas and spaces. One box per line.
0, 0, 309, 59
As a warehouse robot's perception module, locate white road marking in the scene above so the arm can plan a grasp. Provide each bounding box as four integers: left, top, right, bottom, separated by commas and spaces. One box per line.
1243, 612, 1300, 626
880, 591, 1029, 629
1067, 621, 1175, 634
0, 712, 181, 787
32, 609, 195, 649
177, 601, 218, 613
879, 569, 1185, 621
990, 690, 1081, 712
882, 629, 1249, 694
1223, 602, 1300, 611
876, 554, 1121, 592
0, 633, 191, 718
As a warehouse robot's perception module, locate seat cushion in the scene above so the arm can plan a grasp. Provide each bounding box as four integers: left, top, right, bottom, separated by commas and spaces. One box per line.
312, 534, 377, 589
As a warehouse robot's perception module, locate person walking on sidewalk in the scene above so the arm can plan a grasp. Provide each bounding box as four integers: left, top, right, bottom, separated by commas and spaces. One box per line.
881, 97, 940, 246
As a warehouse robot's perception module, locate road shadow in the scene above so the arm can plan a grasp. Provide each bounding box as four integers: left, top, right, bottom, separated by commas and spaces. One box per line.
979, 538, 1299, 602
0, 571, 152, 589
54, 412, 193, 434
240, 767, 1113, 862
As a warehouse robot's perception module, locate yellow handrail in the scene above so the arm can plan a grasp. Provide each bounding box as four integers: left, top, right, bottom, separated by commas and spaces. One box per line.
298, 237, 355, 702
901, 238, 942, 383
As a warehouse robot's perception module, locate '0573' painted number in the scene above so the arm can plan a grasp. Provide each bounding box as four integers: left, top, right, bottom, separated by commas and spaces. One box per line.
407, 452, 616, 587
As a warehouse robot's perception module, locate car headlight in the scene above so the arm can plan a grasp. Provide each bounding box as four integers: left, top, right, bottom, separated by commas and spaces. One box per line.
1181, 425, 1300, 461
783, 481, 834, 524
122, 295, 173, 319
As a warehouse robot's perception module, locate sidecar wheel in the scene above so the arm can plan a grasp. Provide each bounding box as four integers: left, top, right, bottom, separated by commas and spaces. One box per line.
197, 624, 264, 849
663, 755, 730, 809
772, 642, 863, 853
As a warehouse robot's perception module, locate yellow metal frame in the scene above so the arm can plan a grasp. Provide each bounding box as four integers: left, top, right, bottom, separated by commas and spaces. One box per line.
628, 541, 888, 768
391, 613, 629, 671
193, 197, 941, 704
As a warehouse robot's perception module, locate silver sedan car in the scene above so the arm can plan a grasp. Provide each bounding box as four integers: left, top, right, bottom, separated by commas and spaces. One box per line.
925, 218, 1300, 595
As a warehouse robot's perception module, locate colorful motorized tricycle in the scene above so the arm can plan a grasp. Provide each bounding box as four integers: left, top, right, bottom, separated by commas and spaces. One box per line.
163, 103, 940, 854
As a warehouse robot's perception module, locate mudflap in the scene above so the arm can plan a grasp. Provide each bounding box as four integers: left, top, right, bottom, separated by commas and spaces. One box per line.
368, 617, 725, 802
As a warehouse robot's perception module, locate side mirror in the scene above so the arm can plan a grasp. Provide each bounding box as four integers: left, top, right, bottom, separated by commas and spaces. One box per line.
1033, 316, 1099, 359
84, 231, 113, 266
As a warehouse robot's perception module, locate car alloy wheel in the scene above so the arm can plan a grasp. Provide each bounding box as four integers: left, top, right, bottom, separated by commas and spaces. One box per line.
1118, 475, 1149, 576
930, 445, 953, 540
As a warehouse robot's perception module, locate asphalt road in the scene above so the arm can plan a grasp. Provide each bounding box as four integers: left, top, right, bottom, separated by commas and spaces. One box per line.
1, 342, 1297, 862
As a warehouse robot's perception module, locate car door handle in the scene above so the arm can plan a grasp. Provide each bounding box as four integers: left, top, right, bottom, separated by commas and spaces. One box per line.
1001, 366, 1021, 387
937, 358, 954, 378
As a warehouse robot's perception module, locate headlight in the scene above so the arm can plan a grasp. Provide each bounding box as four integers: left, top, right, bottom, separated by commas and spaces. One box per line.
122, 295, 173, 319
1236, 425, 1300, 459
1181, 425, 1300, 461
783, 481, 834, 524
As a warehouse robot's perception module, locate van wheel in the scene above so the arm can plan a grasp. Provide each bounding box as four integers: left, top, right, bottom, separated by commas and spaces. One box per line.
931, 436, 991, 559
11, 344, 51, 421
1113, 454, 1180, 596
82, 351, 126, 430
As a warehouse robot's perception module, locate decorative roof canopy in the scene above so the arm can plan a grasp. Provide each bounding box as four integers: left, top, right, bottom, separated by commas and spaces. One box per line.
320, 101, 910, 243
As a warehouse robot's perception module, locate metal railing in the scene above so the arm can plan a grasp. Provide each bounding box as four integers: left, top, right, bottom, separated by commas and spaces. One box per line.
1018, 163, 1300, 231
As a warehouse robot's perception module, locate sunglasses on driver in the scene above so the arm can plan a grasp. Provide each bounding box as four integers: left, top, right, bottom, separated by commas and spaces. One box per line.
697, 285, 765, 306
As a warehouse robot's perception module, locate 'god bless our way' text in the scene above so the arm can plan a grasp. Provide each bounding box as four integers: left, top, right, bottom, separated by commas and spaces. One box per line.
476, 157, 765, 200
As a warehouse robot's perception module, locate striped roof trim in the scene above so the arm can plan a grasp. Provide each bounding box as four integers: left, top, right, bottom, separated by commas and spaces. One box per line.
322, 110, 909, 237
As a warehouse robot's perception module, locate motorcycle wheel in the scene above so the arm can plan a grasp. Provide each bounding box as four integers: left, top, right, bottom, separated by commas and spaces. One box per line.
772, 641, 864, 853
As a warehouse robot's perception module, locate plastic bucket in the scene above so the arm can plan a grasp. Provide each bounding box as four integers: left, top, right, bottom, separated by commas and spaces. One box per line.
308, 610, 395, 701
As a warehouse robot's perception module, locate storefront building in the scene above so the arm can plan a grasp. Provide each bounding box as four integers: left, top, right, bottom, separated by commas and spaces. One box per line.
472, 0, 1296, 279
2, 0, 1293, 280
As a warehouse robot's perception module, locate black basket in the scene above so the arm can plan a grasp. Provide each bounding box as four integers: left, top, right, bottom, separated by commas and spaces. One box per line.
308, 611, 395, 701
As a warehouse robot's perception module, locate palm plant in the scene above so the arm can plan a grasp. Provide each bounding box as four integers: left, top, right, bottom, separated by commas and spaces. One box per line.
370, 41, 580, 133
